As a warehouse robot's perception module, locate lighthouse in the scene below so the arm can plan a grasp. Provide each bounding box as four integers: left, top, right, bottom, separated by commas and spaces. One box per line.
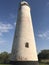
10, 1, 39, 65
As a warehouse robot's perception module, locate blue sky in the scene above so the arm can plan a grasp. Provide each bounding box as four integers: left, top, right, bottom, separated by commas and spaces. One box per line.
0, 0, 49, 53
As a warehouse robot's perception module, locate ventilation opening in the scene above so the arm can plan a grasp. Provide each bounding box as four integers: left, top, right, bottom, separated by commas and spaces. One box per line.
25, 42, 29, 48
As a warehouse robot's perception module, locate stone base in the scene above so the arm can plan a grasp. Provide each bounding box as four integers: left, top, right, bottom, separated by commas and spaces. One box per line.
10, 61, 39, 65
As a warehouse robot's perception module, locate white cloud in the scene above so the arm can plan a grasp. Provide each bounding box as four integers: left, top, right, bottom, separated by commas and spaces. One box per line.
0, 23, 13, 30
14, 22, 16, 26
9, 13, 17, 19
47, 2, 49, 6
0, 22, 14, 36
0, 39, 7, 45
9, 14, 15, 18
38, 30, 49, 40
0, 40, 6, 44
38, 34, 43, 38
0, 33, 2, 36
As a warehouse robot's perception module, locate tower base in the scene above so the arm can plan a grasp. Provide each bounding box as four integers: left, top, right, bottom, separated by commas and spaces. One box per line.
10, 61, 39, 65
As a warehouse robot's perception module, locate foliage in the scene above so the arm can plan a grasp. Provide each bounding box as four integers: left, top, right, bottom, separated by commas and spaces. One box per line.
38, 50, 49, 61
0, 52, 10, 64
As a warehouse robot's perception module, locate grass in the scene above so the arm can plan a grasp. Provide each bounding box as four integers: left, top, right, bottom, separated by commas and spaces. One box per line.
39, 59, 49, 65
39, 62, 49, 65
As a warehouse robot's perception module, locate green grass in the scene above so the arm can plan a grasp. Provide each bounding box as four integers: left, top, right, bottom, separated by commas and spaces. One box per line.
39, 59, 49, 65
39, 63, 49, 65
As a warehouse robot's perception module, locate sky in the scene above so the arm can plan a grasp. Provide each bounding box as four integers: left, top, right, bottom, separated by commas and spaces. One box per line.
0, 0, 49, 53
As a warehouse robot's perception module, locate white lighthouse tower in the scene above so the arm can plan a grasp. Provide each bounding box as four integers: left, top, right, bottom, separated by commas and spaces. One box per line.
10, 1, 39, 65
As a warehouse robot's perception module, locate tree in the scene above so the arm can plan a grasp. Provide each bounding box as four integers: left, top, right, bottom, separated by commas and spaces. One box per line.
0, 52, 10, 64
38, 50, 49, 61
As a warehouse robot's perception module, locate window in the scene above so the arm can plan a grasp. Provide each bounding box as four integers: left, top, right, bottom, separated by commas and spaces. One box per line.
25, 42, 29, 48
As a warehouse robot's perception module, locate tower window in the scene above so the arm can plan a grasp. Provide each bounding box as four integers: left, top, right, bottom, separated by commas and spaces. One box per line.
25, 42, 29, 48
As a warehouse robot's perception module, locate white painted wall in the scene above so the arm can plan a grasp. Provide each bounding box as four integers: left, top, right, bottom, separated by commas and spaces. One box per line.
11, 1, 38, 61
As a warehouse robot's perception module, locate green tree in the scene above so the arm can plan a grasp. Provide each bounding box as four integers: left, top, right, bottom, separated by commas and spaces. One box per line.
0, 52, 10, 64
38, 50, 49, 61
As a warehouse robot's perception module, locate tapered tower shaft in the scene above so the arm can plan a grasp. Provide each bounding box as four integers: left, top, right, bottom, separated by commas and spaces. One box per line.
10, 1, 39, 65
